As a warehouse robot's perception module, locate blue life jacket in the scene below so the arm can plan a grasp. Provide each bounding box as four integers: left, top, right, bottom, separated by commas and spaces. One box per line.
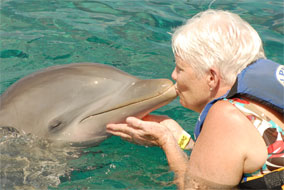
194, 59, 284, 140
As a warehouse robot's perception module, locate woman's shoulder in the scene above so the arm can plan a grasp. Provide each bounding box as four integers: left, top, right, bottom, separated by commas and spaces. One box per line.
206, 99, 245, 124
201, 99, 250, 139
200, 99, 263, 155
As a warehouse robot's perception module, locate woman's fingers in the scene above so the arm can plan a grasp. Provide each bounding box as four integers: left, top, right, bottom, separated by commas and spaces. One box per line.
107, 123, 138, 142
126, 117, 144, 129
107, 123, 136, 136
109, 130, 132, 141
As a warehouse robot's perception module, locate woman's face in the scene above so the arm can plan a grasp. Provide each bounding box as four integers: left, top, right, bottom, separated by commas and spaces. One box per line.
171, 56, 211, 113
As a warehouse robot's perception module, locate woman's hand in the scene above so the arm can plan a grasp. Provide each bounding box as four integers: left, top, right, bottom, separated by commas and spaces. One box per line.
107, 115, 191, 189
106, 115, 185, 148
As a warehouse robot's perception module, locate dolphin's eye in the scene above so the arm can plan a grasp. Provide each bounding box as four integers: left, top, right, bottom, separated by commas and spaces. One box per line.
48, 120, 64, 132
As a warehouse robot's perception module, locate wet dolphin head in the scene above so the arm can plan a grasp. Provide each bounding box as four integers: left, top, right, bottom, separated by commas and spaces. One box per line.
0, 63, 177, 147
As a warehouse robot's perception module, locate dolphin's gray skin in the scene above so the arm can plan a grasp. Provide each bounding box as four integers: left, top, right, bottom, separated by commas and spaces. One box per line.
0, 63, 177, 146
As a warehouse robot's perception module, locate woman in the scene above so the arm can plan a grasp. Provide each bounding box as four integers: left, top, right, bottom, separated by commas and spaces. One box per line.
107, 10, 284, 189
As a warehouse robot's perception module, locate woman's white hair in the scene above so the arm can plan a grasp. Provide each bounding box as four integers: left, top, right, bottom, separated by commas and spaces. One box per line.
172, 9, 266, 85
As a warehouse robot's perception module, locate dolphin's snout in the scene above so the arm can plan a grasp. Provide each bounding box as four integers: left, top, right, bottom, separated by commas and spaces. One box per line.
147, 79, 175, 95
127, 78, 176, 100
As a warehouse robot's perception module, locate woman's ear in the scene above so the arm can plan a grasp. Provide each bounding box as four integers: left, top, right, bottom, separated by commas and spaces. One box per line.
207, 68, 220, 91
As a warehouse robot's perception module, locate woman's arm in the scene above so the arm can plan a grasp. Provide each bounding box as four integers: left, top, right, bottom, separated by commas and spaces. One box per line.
160, 131, 189, 189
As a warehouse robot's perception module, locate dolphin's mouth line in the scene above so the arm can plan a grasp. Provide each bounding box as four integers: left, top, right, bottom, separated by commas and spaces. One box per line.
80, 85, 176, 123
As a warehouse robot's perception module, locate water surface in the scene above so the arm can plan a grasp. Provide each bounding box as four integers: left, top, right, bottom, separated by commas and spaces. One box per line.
0, 0, 283, 189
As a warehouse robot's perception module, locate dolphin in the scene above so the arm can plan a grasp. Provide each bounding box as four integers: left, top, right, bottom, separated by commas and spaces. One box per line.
0, 63, 177, 146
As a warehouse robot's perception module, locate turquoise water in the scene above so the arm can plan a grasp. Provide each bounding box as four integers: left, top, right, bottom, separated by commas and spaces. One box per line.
0, 0, 283, 189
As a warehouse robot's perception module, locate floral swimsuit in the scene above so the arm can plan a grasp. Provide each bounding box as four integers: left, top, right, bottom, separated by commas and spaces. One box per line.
225, 98, 284, 182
